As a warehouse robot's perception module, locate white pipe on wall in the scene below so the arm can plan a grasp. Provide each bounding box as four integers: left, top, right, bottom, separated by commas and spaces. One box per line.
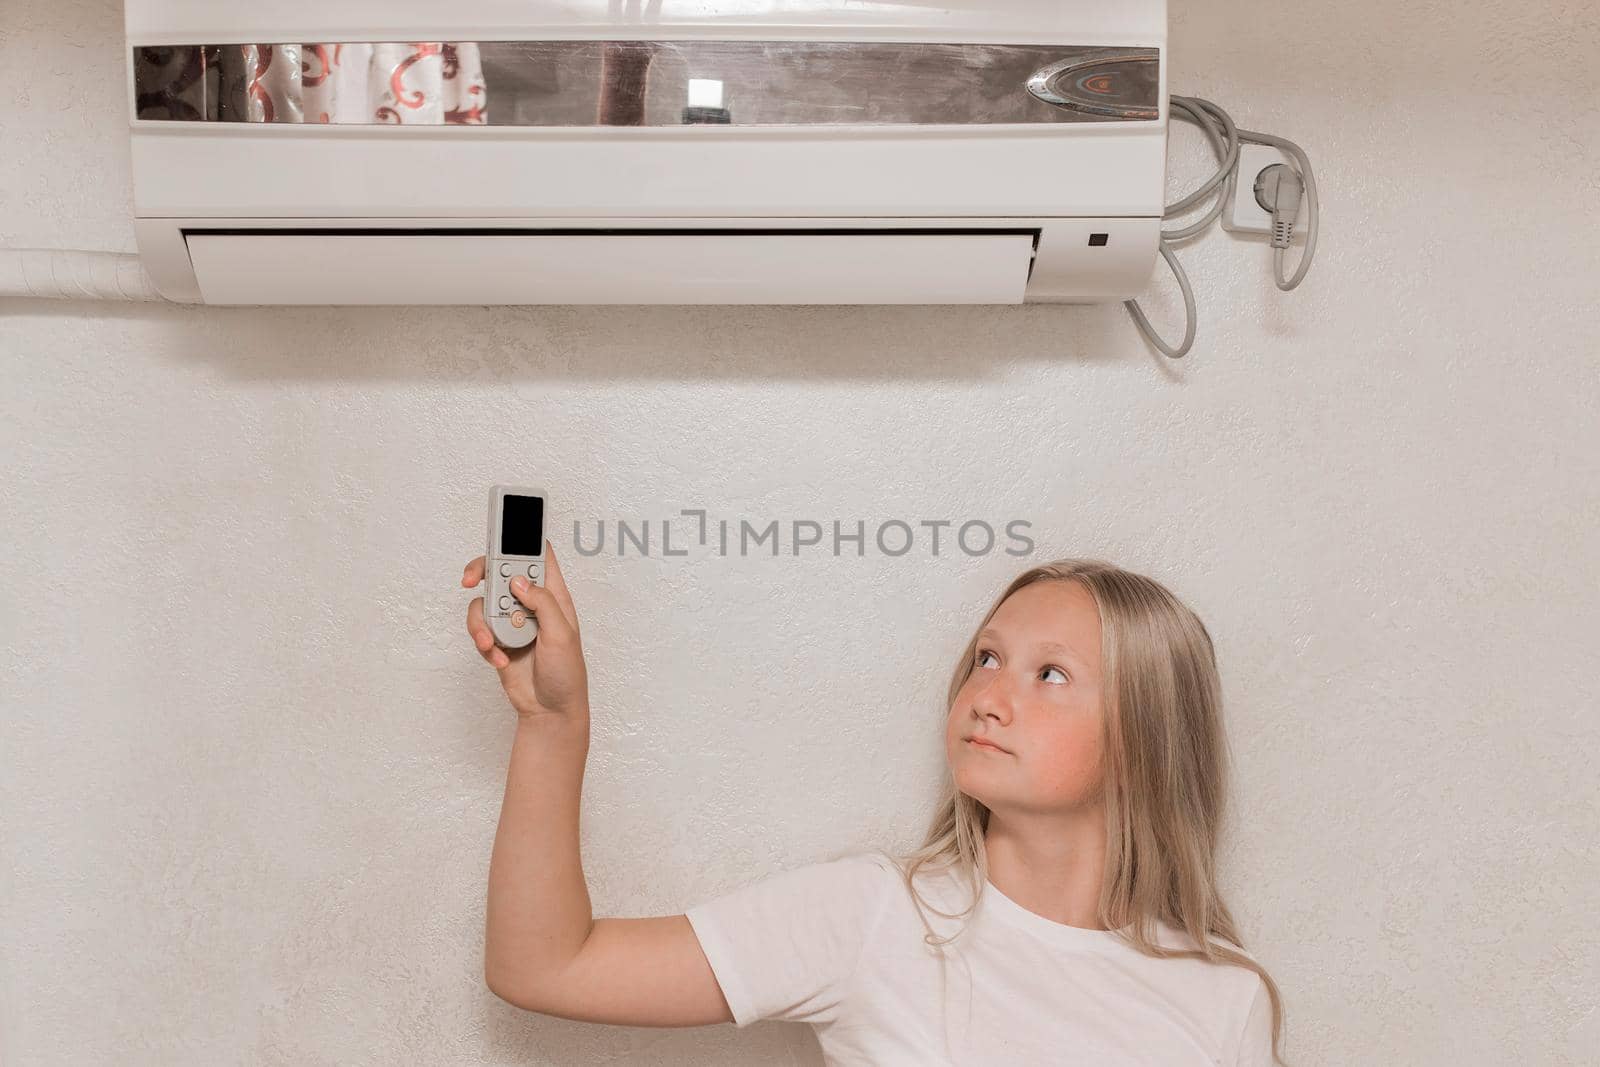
0, 249, 166, 301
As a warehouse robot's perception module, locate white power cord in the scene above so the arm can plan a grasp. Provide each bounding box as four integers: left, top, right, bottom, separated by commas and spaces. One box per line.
0, 249, 164, 301
1124, 95, 1320, 359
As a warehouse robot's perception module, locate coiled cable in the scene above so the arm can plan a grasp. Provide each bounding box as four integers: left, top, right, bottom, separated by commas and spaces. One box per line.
1125, 95, 1320, 358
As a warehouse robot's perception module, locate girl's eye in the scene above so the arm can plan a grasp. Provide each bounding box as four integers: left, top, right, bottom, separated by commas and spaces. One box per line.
976, 650, 1067, 684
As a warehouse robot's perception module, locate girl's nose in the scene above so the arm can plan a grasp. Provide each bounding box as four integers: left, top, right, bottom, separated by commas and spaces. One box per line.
973, 675, 1015, 722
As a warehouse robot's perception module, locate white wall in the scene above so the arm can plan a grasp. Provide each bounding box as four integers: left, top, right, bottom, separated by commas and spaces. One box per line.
2, 2, 1597, 1064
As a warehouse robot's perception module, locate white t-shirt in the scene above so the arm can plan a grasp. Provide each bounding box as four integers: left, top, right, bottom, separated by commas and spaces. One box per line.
685, 851, 1276, 1066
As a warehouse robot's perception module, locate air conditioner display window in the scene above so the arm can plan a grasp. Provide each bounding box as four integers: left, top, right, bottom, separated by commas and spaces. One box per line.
132, 41, 1159, 126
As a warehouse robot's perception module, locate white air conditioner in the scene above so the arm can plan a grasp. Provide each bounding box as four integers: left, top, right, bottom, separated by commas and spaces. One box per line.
126, 1, 1168, 306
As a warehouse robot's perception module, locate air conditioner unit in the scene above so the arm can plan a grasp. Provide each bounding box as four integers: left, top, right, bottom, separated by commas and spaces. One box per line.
126, 1, 1168, 306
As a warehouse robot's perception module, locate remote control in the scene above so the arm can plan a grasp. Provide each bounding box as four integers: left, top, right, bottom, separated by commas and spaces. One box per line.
486, 485, 547, 649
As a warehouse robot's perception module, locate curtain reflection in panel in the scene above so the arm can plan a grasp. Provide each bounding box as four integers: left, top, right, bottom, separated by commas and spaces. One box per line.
133, 44, 488, 124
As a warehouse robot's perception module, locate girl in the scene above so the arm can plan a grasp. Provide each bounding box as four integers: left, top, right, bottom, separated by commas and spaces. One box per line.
468, 541, 1286, 1066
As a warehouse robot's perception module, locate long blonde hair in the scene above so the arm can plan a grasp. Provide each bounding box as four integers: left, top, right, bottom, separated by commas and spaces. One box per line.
875, 558, 1288, 1065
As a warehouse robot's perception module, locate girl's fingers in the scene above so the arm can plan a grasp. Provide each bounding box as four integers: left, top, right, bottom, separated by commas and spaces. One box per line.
540, 539, 580, 635
466, 596, 507, 667
508, 578, 574, 644
465, 546, 575, 637
466, 544, 574, 661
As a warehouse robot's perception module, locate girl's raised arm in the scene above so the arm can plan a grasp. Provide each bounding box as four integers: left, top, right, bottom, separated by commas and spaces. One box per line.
467, 543, 733, 1026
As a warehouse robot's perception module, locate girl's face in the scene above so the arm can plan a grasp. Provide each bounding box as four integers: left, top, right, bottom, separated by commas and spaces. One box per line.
945, 580, 1107, 815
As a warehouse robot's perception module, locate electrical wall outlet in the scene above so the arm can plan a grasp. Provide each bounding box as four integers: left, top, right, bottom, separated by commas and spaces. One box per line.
1220, 142, 1311, 241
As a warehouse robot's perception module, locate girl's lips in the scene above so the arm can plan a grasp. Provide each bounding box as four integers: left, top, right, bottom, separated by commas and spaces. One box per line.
966, 737, 1009, 753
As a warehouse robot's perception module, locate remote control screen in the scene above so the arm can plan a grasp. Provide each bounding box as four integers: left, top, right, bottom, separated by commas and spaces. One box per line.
500, 495, 544, 557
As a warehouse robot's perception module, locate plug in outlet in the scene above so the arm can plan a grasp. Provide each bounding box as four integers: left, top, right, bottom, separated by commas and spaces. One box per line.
1221, 143, 1310, 241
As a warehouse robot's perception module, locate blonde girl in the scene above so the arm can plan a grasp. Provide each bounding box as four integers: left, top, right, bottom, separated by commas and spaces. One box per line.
468, 541, 1286, 1065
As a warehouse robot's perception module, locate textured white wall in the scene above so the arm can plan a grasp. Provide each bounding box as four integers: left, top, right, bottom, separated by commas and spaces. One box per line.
3, 2, 1597, 1064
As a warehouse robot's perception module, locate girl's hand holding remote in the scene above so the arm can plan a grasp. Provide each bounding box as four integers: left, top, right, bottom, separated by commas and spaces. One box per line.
462, 538, 590, 726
